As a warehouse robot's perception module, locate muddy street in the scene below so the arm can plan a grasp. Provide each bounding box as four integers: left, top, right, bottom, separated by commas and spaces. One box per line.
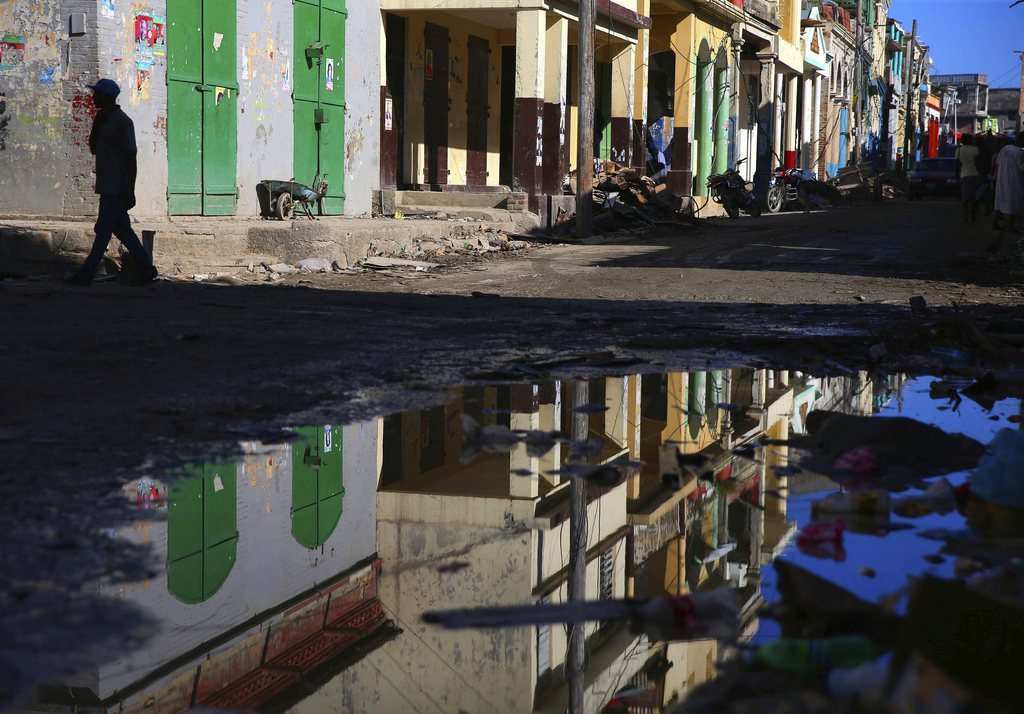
3, 198, 1024, 711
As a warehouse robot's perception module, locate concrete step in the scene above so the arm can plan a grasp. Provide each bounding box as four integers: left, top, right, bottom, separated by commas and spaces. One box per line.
396, 207, 523, 223
393, 190, 510, 209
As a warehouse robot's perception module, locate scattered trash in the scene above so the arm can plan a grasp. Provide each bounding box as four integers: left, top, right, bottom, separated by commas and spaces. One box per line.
265, 262, 299, 275
796, 518, 846, 561
970, 429, 1024, 511
296, 258, 332, 273
892, 478, 956, 517
361, 257, 440, 272
745, 636, 876, 678
814, 490, 890, 517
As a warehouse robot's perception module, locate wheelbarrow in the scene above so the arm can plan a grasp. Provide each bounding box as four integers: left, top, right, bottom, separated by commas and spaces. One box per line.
256, 175, 329, 220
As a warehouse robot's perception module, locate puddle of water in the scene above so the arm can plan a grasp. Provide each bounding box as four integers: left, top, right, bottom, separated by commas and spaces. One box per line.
22, 369, 1023, 713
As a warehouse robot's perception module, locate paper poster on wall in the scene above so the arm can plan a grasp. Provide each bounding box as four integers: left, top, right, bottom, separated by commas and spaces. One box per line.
325, 58, 334, 92
213, 32, 224, 51
215, 86, 229, 105
425, 50, 433, 81
152, 16, 166, 56
101, 0, 116, 19
384, 97, 393, 131
0, 35, 26, 74
134, 11, 159, 62
323, 425, 333, 452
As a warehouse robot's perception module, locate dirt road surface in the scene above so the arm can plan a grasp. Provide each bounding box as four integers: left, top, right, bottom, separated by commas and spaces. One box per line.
1, 199, 1021, 705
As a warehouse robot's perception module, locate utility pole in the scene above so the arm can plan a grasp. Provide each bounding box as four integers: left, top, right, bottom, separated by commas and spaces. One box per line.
1016, 50, 1024, 132
575, 0, 595, 238
901, 19, 917, 173
852, 0, 864, 165
567, 379, 590, 714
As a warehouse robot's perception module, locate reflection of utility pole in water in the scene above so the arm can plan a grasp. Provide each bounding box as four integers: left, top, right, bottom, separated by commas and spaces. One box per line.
568, 379, 589, 713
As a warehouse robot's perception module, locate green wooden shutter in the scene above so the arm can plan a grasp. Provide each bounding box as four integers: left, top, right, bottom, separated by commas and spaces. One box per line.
167, 0, 204, 214
201, 0, 238, 215
293, 0, 346, 215
291, 425, 345, 548
167, 462, 239, 604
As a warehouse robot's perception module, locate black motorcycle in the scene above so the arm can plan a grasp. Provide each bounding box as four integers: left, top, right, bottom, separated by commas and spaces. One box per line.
706, 158, 760, 218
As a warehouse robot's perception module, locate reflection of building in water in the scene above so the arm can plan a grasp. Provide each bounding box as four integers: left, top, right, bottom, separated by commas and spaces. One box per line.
48, 422, 387, 713
300, 371, 799, 714
633, 369, 797, 710
299, 381, 649, 714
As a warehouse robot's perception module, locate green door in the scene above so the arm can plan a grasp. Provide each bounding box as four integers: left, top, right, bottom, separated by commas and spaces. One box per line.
167, 0, 238, 215
294, 0, 346, 214
291, 425, 345, 548
167, 462, 239, 604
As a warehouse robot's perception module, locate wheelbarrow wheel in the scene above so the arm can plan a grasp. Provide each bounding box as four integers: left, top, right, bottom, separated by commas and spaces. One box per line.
275, 192, 294, 220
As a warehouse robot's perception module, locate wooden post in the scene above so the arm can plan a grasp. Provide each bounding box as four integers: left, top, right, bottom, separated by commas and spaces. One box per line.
568, 379, 589, 713
576, 0, 595, 238
1016, 51, 1024, 132
852, 0, 864, 165
901, 20, 917, 174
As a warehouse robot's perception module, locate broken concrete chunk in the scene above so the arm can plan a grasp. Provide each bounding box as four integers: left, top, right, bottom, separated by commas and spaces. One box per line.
297, 258, 332, 273
267, 263, 299, 274
361, 257, 440, 271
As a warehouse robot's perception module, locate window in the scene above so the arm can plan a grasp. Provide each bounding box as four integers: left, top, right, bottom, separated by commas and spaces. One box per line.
600, 548, 614, 601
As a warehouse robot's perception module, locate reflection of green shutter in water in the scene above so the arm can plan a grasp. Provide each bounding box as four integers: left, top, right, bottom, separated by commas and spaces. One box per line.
294, 0, 347, 214
167, 0, 238, 215
167, 462, 239, 604
291, 425, 345, 548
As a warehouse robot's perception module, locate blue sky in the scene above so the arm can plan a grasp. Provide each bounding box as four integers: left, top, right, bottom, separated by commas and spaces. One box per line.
889, 0, 1023, 88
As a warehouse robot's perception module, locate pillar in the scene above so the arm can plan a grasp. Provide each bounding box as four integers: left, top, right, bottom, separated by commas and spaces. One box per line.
713, 58, 729, 176
773, 71, 784, 170
610, 44, 636, 166
784, 74, 799, 169
695, 57, 714, 197
667, 33, 693, 199
812, 73, 822, 175
631, 1, 651, 172
513, 9, 545, 205
755, 54, 777, 199
542, 17, 569, 195
728, 35, 743, 170
801, 75, 813, 169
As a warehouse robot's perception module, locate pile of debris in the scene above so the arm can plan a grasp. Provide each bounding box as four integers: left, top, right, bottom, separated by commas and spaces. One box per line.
561, 161, 682, 234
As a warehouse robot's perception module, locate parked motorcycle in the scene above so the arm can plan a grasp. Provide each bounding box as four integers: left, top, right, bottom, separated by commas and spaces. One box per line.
706, 158, 761, 219
766, 167, 838, 213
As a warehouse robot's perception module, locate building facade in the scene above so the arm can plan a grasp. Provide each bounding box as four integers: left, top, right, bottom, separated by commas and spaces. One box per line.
0, 0, 380, 219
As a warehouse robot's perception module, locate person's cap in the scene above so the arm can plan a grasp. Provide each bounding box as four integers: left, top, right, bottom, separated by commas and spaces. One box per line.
89, 78, 121, 97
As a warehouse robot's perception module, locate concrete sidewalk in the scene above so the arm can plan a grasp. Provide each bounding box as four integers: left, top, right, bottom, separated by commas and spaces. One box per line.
0, 209, 540, 276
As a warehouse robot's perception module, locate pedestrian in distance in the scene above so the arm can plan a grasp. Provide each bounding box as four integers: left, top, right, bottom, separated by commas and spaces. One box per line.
954, 134, 982, 224
66, 78, 157, 287
991, 132, 1024, 240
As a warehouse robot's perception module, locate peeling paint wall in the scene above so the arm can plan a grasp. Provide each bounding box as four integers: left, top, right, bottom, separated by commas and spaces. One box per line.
0, 0, 74, 216
343, 0, 379, 215
237, 0, 292, 216
96, 0, 169, 217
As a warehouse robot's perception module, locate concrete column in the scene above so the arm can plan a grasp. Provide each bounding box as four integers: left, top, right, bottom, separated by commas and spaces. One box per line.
542, 17, 569, 195
773, 71, 784, 170
631, 1, 651, 172
784, 74, 799, 169
513, 9, 546, 205
755, 54, 777, 199
667, 36, 693, 198
695, 58, 714, 197
812, 73, 822, 176
713, 59, 730, 176
728, 35, 743, 170
801, 75, 813, 169
610, 44, 636, 166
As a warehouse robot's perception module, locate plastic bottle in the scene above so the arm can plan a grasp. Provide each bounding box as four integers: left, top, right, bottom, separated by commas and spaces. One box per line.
749, 636, 876, 678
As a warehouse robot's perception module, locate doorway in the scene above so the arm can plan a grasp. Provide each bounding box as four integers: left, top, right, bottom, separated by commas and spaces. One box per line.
167, 0, 238, 215
423, 23, 449, 188
466, 35, 490, 187
294, 0, 347, 214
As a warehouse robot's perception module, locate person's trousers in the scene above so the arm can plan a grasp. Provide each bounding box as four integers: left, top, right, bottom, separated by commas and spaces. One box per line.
81, 193, 153, 277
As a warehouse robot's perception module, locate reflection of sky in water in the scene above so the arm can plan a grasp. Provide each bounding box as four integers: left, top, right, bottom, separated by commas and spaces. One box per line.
756, 376, 1022, 644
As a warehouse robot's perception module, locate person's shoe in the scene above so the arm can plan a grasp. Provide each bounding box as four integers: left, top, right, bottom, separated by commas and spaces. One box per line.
64, 271, 92, 287
130, 265, 159, 286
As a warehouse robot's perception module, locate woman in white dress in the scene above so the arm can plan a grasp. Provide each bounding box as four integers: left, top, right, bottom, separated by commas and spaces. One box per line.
993, 133, 1024, 235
